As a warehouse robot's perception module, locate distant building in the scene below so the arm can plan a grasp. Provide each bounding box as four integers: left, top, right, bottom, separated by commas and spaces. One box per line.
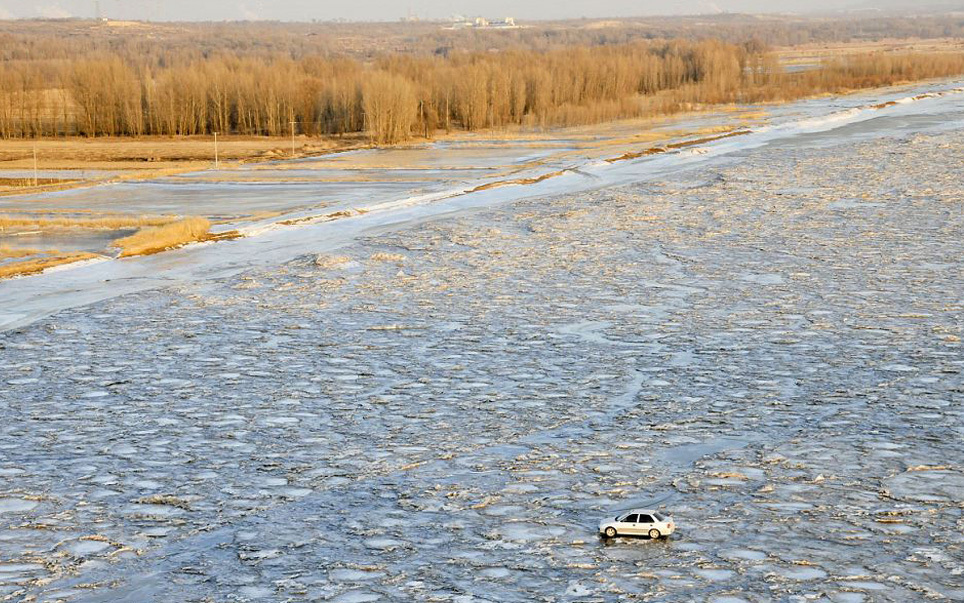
445, 16, 520, 30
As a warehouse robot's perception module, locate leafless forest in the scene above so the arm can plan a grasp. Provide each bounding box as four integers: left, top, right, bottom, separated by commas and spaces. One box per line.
1, 16, 964, 144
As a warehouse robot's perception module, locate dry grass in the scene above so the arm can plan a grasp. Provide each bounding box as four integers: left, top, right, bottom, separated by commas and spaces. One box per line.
112, 217, 214, 257
605, 129, 752, 163
0, 245, 42, 260
0, 137, 349, 169
735, 110, 770, 121
775, 38, 964, 63
0, 136, 359, 198
0, 214, 178, 230
468, 169, 569, 193
0, 252, 101, 279
278, 210, 356, 227
0, 177, 77, 188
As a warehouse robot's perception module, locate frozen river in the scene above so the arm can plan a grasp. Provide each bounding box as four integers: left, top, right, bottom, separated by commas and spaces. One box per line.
0, 82, 963, 602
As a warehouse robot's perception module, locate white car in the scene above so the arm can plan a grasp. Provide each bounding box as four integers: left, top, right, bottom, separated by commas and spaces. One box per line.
599, 509, 675, 539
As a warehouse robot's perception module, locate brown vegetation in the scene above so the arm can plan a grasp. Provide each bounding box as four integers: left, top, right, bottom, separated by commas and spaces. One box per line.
0, 137, 357, 198
2, 16, 962, 64
0, 19, 962, 146
112, 217, 213, 257
468, 169, 571, 193
0, 137, 347, 169
2, 40, 962, 146
0, 251, 101, 279
0, 38, 774, 140
605, 129, 753, 162
278, 210, 357, 227
363, 72, 419, 145
0, 245, 41, 260
0, 177, 76, 188
774, 52, 964, 99
0, 214, 177, 230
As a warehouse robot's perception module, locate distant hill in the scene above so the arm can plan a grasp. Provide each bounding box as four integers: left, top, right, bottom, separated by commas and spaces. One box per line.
843, 0, 964, 14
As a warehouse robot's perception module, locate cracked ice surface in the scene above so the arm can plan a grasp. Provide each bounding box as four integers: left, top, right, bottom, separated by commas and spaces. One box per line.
1, 129, 963, 602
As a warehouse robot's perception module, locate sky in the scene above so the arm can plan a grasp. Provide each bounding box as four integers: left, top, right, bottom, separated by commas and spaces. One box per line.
0, 0, 948, 22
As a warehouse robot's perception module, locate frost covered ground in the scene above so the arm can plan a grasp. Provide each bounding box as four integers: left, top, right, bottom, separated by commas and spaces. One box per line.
1, 124, 963, 600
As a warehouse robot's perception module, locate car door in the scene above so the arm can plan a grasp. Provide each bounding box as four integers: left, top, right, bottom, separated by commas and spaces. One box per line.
637, 513, 655, 534
620, 513, 639, 535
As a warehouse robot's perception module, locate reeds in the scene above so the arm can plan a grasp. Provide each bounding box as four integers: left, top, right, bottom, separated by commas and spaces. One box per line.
0, 252, 101, 279
112, 217, 212, 257
0, 214, 178, 230
0, 245, 42, 260
0, 177, 76, 187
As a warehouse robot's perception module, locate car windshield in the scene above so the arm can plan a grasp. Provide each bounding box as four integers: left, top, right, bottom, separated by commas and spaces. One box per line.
654, 511, 667, 521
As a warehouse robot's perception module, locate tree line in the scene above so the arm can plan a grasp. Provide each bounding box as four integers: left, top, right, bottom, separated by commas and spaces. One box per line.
1, 36, 963, 143
0, 40, 767, 141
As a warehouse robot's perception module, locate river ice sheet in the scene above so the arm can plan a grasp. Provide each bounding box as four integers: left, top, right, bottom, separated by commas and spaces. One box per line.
1, 89, 963, 602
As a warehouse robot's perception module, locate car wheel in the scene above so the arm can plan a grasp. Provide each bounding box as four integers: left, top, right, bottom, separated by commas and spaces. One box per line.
648, 528, 661, 539
604, 527, 617, 538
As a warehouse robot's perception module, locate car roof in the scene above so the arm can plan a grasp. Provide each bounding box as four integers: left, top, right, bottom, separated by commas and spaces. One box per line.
621, 509, 661, 515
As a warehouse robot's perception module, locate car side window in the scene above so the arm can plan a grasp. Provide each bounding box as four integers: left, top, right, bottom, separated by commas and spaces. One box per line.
621, 514, 638, 523
638, 514, 654, 523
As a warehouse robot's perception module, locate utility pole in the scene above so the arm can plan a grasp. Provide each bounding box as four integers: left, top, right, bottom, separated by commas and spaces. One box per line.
290, 121, 297, 157
33, 145, 38, 187
214, 132, 219, 170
